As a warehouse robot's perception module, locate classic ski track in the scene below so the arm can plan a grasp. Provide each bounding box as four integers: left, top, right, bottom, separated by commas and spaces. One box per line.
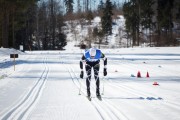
65, 64, 105, 120
67, 63, 153, 120
90, 83, 129, 120
100, 98, 130, 120
110, 59, 180, 107
1, 56, 49, 120
66, 56, 179, 119
119, 64, 180, 108
0, 55, 40, 116
67, 64, 130, 120
105, 77, 180, 111
67, 65, 109, 120
67, 65, 115, 120
98, 79, 163, 120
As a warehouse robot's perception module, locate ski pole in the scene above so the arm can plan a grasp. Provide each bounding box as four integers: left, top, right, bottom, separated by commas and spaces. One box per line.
79, 78, 82, 95
101, 76, 105, 95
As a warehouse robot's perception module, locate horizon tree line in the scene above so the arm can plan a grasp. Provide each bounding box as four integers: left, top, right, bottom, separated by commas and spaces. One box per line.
0, 0, 179, 50
123, 0, 180, 47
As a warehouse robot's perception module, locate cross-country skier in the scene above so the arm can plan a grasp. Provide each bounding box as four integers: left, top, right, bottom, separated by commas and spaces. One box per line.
80, 47, 107, 97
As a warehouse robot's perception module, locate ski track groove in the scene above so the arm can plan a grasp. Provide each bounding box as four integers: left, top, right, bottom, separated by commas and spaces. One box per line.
110, 78, 180, 107
105, 77, 180, 112
65, 54, 180, 120
98, 78, 158, 120
102, 99, 130, 120
67, 64, 130, 120
0, 55, 39, 116
65, 64, 106, 120
110, 59, 180, 108
1, 56, 49, 120
90, 82, 128, 120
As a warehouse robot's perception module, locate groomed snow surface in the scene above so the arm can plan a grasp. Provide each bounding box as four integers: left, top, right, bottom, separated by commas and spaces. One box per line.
0, 47, 180, 120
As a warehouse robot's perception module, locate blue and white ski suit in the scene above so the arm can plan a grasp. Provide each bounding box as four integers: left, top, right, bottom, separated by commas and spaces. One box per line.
80, 48, 107, 93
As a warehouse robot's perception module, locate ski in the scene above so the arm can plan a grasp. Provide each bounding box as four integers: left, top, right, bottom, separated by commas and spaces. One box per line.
97, 95, 102, 101
87, 96, 92, 101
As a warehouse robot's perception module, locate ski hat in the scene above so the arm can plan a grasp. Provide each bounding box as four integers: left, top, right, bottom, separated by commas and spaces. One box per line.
90, 48, 96, 57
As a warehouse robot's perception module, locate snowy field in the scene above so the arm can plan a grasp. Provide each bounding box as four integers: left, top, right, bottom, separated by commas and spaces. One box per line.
0, 46, 180, 120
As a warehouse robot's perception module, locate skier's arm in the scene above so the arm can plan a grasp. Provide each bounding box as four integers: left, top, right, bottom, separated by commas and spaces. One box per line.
80, 55, 85, 79
101, 53, 107, 68
101, 53, 107, 76
80, 55, 85, 71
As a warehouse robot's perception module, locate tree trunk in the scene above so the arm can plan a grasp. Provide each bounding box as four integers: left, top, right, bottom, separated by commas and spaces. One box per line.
50, 0, 56, 50
12, 10, 15, 48
0, 20, 2, 47
2, 9, 9, 48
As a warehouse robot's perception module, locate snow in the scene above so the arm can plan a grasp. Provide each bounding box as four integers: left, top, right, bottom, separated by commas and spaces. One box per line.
0, 45, 180, 120
0, 15, 180, 120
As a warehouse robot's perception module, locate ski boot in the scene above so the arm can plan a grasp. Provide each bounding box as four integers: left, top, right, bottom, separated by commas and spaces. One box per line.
96, 89, 100, 97
96, 89, 102, 100
87, 89, 91, 101
87, 88, 91, 97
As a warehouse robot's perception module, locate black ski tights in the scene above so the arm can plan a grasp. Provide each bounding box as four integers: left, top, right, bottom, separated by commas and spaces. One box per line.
85, 63, 100, 91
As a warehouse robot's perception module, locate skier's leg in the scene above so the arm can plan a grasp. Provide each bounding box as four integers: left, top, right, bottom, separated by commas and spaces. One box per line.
85, 64, 92, 96
94, 63, 100, 96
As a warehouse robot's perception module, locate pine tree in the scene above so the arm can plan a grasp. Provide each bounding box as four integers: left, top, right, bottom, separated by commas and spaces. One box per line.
38, 0, 67, 50
64, 0, 74, 14
101, 0, 113, 35
140, 0, 154, 29
97, 0, 104, 16
157, 0, 174, 46
123, 0, 139, 46
140, 0, 155, 46
123, 0, 155, 47
0, 0, 39, 48
98, 0, 105, 11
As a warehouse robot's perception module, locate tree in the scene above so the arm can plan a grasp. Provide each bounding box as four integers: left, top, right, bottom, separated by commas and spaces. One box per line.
123, 0, 155, 47
64, 0, 74, 15
123, 1, 137, 46
0, 0, 39, 48
93, 27, 104, 49
101, 0, 113, 36
157, 0, 174, 46
86, 10, 93, 25
140, 0, 155, 46
38, 1, 48, 50
98, 0, 104, 12
37, 0, 67, 50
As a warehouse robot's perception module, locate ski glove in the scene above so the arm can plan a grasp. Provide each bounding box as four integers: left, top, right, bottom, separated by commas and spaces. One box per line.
103, 68, 107, 76
80, 71, 84, 79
